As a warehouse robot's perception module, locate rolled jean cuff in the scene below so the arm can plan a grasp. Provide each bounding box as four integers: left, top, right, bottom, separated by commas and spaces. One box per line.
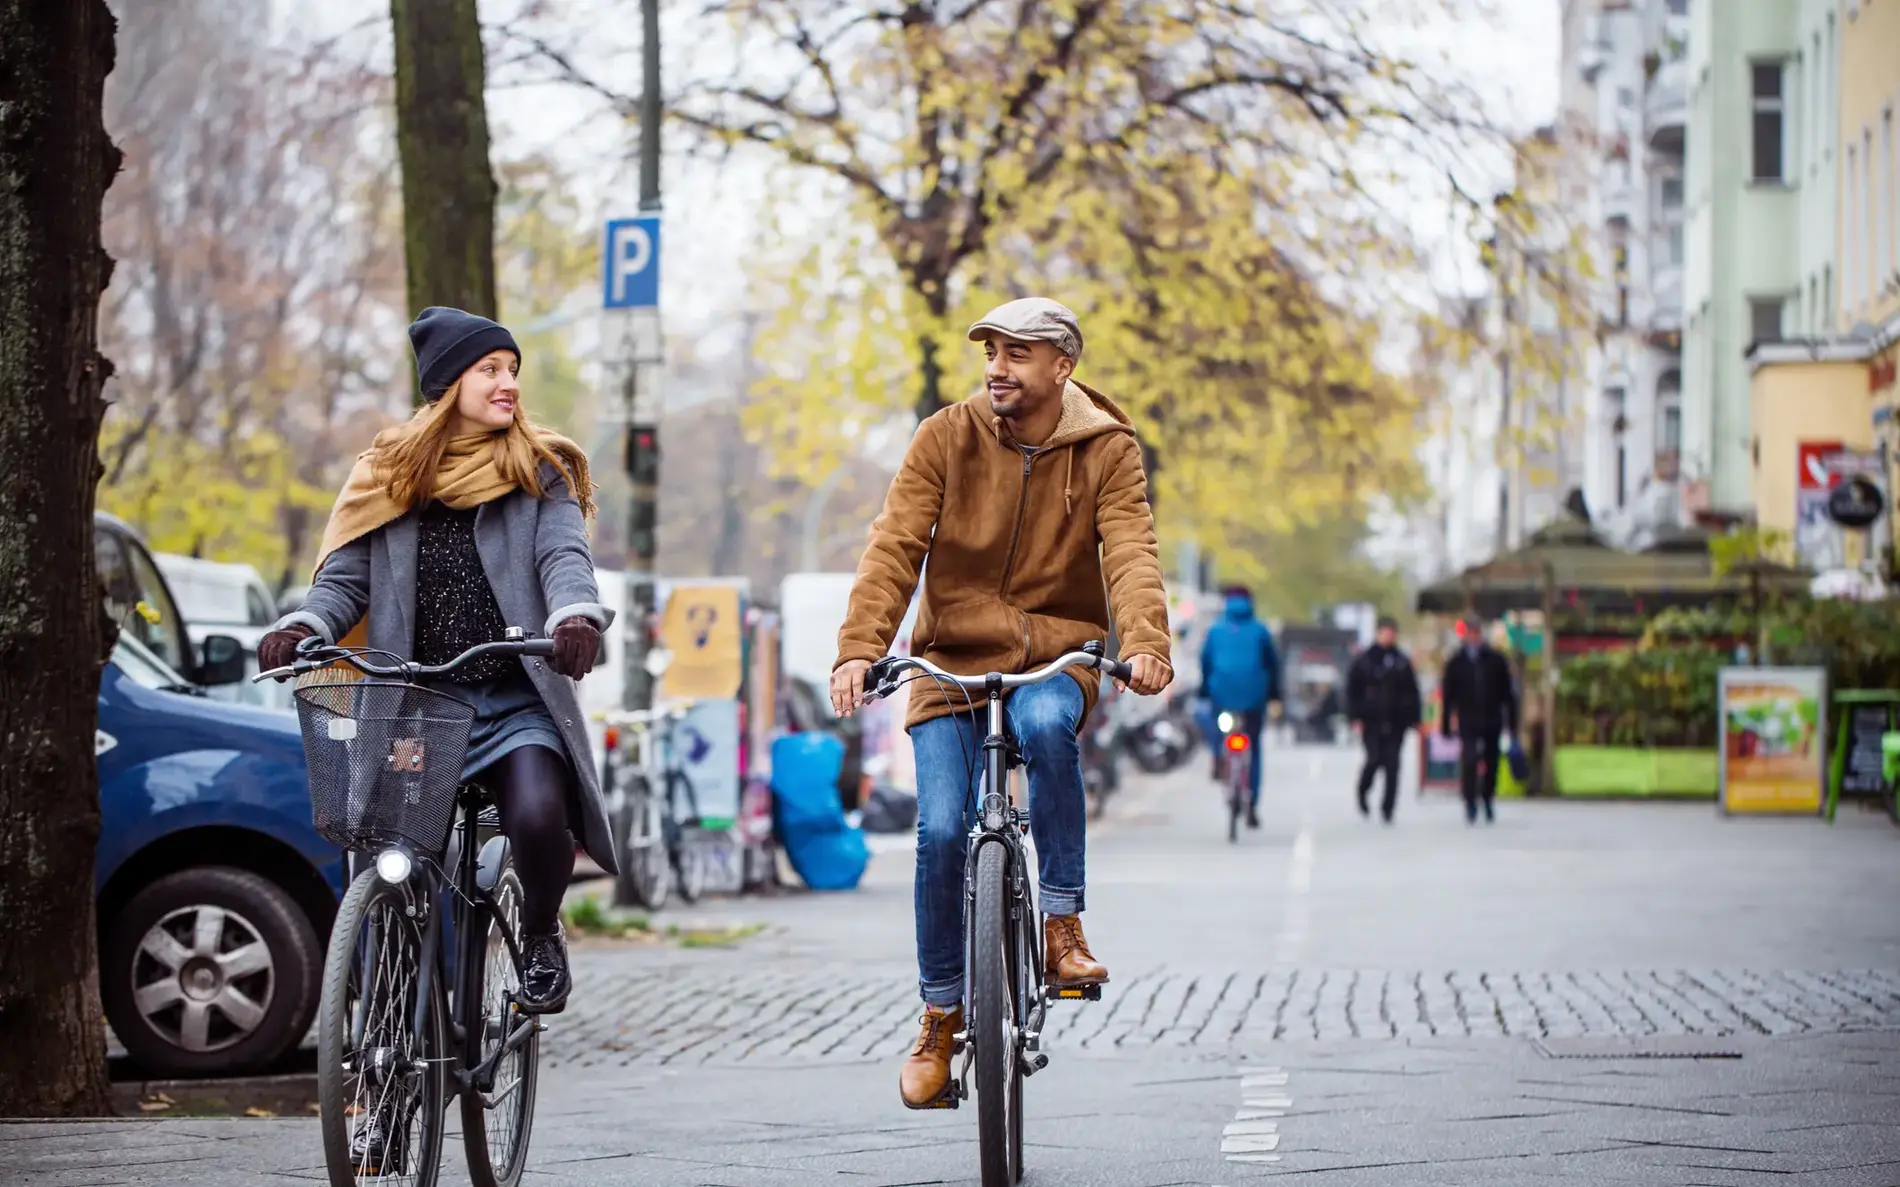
920, 976, 964, 1009
1040, 884, 1085, 916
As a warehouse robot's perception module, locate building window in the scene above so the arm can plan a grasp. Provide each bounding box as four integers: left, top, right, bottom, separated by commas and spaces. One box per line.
1885, 109, 1896, 291
1668, 0, 1686, 13
1811, 33, 1823, 174
1847, 146, 1860, 311
1668, 224, 1684, 265
1749, 297, 1786, 345
1751, 62, 1787, 182
1661, 176, 1684, 209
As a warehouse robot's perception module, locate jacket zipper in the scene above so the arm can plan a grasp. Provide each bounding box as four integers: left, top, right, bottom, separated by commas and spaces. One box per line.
997, 450, 1036, 669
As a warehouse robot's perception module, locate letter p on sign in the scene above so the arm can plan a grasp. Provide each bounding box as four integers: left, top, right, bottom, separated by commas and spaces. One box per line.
603, 217, 660, 309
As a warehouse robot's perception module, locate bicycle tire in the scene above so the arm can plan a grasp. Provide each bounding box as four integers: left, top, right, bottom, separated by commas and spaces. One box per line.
462, 864, 541, 1187
1227, 751, 1245, 843
317, 869, 446, 1187
972, 841, 1018, 1187
612, 781, 669, 911
674, 836, 706, 905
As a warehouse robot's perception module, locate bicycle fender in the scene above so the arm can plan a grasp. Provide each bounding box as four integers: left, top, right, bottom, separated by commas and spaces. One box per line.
476, 834, 512, 892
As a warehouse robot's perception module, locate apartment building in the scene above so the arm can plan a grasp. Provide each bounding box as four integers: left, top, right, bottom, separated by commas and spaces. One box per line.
1748, 0, 1900, 571
1563, 0, 1691, 543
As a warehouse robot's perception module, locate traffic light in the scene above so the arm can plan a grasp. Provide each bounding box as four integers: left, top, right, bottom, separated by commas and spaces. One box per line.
625, 423, 659, 561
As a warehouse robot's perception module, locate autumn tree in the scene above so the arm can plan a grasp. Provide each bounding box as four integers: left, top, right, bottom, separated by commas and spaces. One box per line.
520, 0, 1495, 579
391, 0, 498, 321
0, 0, 121, 1116
95, 4, 408, 587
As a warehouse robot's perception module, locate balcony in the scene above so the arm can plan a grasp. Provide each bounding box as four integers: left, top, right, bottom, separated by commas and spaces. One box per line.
1649, 263, 1683, 337
1645, 59, 1686, 155
1603, 180, 1637, 228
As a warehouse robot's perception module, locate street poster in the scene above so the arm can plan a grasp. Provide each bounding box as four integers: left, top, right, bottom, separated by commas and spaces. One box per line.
660, 583, 744, 701
1719, 667, 1827, 815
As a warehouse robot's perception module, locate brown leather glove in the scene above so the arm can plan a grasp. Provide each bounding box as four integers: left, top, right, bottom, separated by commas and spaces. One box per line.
259, 624, 314, 672
550, 618, 600, 680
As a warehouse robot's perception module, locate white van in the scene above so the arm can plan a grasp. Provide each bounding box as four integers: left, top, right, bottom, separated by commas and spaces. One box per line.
152, 555, 287, 709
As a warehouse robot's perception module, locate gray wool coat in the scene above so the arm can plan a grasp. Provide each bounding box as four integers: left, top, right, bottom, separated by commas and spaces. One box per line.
275, 470, 619, 873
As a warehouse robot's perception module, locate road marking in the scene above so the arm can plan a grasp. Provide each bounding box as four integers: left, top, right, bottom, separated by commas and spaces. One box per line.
1223, 1066, 1291, 1162
1274, 817, 1316, 962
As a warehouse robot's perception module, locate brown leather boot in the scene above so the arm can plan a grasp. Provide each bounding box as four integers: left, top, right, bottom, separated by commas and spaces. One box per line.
899, 1007, 961, 1108
1044, 914, 1109, 986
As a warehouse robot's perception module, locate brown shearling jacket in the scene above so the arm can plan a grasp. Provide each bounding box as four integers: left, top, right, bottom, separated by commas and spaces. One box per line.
835, 380, 1173, 728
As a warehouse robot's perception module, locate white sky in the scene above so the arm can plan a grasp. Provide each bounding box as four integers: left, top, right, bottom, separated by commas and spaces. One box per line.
296, 0, 1564, 361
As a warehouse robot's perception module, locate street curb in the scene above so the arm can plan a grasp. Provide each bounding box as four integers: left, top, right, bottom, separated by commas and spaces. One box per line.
107, 1072, 318, 1119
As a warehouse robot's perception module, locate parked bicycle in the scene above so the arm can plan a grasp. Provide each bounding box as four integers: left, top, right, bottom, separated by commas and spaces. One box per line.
860, 641, 1132, 1187
599, 703, 707, 910
1215, 710, 1251, 843
260, 629, 548, 1187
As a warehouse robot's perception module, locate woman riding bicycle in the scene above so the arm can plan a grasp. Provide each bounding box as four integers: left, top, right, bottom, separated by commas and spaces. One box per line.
260, 306, 616, 1017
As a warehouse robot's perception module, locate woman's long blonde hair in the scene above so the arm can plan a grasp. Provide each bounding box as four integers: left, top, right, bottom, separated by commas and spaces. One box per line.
370, 381, 597, 517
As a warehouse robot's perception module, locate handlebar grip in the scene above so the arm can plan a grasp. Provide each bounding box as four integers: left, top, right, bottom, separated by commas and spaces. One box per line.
1103, 659, 1134, 683
522, 638, 556, 657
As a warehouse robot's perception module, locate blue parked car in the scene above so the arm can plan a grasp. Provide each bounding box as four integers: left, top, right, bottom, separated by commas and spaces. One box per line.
93, 513, 341, 1076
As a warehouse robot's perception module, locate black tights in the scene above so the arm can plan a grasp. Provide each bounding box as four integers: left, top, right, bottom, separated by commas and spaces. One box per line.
484, 745, 577, 935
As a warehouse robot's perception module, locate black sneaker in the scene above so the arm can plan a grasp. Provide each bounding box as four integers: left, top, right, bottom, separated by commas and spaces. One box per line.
1246, 804, 1261, 829
518, 929, 572, 1015
349, 1106, 407, 1176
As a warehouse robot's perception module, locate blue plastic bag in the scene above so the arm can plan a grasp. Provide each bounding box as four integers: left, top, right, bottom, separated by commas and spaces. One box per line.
1505, 734, 1529, 784
784, 827, 870, 891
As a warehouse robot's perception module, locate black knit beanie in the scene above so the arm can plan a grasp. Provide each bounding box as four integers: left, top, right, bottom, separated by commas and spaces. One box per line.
408, 306, 520, 402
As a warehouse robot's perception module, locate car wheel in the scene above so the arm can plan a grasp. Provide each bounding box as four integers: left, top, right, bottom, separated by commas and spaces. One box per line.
101, 866, 321, 1077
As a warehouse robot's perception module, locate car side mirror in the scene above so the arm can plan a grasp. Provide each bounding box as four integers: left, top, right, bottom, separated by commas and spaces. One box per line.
198, 634, 248, 686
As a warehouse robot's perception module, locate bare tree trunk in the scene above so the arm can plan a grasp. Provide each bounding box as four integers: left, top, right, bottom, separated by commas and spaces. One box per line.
0, 0, 122, 1118
390, 0, 496, 326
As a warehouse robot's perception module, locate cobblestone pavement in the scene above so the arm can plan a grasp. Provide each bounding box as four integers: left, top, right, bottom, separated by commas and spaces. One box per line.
10, 743, 1900, 1185
548, 964, 1900, 1068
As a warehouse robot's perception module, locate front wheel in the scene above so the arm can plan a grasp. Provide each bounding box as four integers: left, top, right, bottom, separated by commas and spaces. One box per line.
462, 865, 540, 1187
316, 869, 445, 1187
612, 780, 669, 911
972, 842, 1021, 1187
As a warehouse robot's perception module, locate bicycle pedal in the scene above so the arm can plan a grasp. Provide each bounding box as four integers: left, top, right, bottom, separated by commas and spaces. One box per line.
1048, 984, 1102, 1001
915, 1089, 961, 1111
1020, 1051, 1050, 1077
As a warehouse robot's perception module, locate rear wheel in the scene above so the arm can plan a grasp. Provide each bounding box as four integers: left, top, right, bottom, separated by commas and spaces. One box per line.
973, 842, 1020, 1187
316, 870, 445, 1187
612, 780, 669, 910
462, 865, 540, 1187
1226, 749, 1246, 843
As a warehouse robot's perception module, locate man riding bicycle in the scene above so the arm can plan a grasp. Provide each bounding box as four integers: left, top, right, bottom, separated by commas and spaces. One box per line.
1195, 586, 1281, 829
829, 297, 1172, 1109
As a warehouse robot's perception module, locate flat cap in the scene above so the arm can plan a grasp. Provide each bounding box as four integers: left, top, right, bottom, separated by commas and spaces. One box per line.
967, 297, 1083, 361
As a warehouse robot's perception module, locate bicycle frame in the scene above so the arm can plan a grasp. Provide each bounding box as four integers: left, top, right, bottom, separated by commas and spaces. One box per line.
401, 788, 537, 1101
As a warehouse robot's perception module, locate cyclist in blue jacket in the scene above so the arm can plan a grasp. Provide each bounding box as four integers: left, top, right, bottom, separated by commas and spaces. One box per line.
1197, 587, 1281, 828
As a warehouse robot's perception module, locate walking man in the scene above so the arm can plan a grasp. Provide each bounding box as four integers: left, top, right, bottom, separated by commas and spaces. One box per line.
1345, 616, 1421, 822
1439, 615, 1518, 824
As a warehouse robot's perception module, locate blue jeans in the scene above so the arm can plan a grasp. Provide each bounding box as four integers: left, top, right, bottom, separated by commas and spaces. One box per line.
909, 676, 1087, 1008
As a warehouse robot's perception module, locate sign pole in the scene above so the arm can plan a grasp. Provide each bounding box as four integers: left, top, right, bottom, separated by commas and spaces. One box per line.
621, 0, 663, 721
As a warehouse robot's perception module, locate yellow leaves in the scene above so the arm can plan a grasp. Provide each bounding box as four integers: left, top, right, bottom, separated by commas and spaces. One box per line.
97, 415, 330, 582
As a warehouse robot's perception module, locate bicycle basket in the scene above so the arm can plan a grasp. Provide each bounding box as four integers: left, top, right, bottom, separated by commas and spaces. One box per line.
294, 679, 476, 856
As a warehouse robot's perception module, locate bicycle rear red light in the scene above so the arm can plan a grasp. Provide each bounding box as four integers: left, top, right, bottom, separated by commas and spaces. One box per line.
604, 725, 620, 752
1225, 733, 1249, 752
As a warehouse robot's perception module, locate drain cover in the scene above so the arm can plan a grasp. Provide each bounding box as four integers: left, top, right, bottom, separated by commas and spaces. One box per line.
1534, 1036, 1743, 1059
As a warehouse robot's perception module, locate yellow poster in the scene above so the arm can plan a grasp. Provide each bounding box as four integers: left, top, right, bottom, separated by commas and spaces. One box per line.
1719, 667, 1827, 815
659, 585, 743, 701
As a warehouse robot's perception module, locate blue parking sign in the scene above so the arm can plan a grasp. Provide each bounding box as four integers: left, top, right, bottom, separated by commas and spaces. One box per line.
602, 218, 660, 309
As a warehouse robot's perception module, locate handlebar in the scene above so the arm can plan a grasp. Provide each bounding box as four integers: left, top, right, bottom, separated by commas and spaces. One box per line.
864, 649, 1135, 703
253, 636, 555, 684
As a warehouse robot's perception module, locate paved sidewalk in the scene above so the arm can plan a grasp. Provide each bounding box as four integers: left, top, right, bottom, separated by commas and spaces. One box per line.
9, 745, 1900, 1185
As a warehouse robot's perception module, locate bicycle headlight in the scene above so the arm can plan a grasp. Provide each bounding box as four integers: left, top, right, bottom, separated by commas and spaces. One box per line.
375, 847, 413, 884
1216, 711, 1236, 734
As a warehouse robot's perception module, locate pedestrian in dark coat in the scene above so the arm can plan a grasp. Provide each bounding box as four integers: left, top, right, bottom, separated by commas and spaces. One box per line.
1345, 616, 1422, 822
1438, 615, 1518, 824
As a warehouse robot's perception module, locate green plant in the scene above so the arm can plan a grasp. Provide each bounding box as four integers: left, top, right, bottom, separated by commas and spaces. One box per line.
561, 896, 651, 938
